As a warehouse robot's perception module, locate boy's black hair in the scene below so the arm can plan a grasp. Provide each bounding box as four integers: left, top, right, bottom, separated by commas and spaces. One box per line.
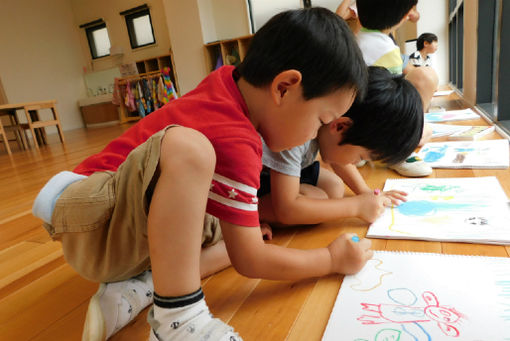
417, 33, 438, 50
237, 8, 367, 100
357, 0, 418, 30
340, 66, 423, 165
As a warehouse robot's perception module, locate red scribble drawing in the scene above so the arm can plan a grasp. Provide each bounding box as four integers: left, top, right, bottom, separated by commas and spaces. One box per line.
358, 291, 464, 337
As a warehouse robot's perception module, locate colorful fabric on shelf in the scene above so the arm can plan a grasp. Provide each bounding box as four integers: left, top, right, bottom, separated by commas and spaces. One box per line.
152, 78, 159, 110
160, 67, 178, 104
124, 81, 137, 112
112, 77, 122, 106
142, 79, 153, 114
135, 81, 146, 117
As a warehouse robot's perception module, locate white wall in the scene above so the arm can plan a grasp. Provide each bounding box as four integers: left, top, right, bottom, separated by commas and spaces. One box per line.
198, 0, 251, 43
212, 0, 251, 40
311, 0, 340, 12
162, 0, 209, 94
197, 0, 217, 43
70, 0, 173, 73
250, 0, 302, 31
417, 0, 449, 86
0, 0, 87, 131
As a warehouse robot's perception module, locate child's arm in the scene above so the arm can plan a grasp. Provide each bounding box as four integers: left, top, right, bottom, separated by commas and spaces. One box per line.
330, 163, 371, 195
330, 163, 407, 205
269, 169, 390, 224
336, 0, 354, 19
221, 220, 373, 280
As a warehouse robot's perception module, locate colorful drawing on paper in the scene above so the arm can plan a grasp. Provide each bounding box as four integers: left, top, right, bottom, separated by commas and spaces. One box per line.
322, 251, 510, 341
358, 289, 464, 337
417, 139, 509, 169
424, 109, 479, 123
429, 123, 471, 138
350, 259, 392, 292
366, 177, 510, 244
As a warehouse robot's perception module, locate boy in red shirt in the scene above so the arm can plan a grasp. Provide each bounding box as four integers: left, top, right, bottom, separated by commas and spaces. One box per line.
33, 8, 369, 341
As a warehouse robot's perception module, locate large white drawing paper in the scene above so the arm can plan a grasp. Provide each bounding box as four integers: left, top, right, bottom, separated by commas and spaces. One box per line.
322, 251, 510, 341
417, 139, 509, 169
429, 123, 471, 138
366, 177, 510, 244
425, 109, 479, 122
433, 90, 454, 96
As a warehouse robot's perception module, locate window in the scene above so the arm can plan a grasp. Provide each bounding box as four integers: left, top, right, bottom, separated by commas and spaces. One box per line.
449, 2, 464, 90
80, 19, 111, 59
472, 0, 510, 134
121, 5, 156, 49
496, 0, 510, 124
476, 0, 498, 119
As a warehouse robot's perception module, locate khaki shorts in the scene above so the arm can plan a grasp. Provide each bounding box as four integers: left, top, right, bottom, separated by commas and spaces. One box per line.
44, 126, 222, 283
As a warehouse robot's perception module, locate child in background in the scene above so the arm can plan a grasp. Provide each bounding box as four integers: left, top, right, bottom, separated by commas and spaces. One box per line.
409, 33, 438, 67
32, 8, 370, 341
355, 0, 437, 177
258, 66, 423, 227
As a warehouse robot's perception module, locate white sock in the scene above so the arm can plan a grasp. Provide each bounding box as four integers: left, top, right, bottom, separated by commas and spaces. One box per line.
148, 288, 241, 340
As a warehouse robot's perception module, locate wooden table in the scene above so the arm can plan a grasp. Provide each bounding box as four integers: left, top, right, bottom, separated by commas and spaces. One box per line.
0, 99, 65, 151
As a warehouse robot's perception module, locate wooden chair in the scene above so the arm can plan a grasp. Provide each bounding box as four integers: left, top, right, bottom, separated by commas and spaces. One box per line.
0, 111, 28, 154
21, 101, 65, 150
0, 119, 12, 155
0, 110, 28, 149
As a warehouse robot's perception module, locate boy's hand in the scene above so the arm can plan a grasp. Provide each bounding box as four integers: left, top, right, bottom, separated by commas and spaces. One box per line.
260, 223, 273, 240
354, 193, 391, 223
327, 233, 373, 275
383, 190, 408, 206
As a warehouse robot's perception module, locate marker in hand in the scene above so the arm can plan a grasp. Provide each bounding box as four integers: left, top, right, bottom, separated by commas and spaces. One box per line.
351, 235, 360, 243
374, 188, 381, 195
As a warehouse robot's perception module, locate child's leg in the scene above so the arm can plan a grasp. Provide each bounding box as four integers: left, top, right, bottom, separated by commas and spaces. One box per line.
314, 167, 345, 199
390, 67, 438, 177
200, 240, 231, 278
148, 127, 214, 296
147, 127, 240, 340
83, 240, 231, 341
406, 67, 438, 147
405, 67, 439, 113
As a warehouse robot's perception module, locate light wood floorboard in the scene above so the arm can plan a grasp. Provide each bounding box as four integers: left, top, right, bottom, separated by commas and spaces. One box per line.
0, 92, 509, 340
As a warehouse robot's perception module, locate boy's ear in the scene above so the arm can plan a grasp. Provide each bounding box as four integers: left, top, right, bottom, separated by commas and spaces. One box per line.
330, 116, 353, 133
270, 70, 302, 104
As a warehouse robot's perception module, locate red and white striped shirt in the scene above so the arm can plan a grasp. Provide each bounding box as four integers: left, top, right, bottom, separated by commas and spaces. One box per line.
74, 66, 262, 227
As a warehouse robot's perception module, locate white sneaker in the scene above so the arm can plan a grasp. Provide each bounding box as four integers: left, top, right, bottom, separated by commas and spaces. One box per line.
428, 105, 446, 113
389, 154, 432, 177
82, 271, 154, 341
149, 318, 242, 341
355, 160, 367, 167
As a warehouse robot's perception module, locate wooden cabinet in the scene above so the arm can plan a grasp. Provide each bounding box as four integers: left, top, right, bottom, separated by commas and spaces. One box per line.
133, 54, 180, 94
117, 53, 180, 124
80, 102, 119, 127
204, 35, 253, 73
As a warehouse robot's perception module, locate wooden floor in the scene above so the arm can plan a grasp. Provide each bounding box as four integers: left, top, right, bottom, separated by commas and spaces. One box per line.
1, 92, 509, 341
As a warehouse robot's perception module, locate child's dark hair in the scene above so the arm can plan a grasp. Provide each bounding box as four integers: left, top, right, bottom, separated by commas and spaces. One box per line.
340, 66, 423, 165
237, 8, 367, 100
357, 0, 418, 30
417, 33, 438, 50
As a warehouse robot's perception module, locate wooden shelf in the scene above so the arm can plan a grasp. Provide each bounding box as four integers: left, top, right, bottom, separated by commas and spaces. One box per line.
117, 54, 180, 124
204, 35, 253, 73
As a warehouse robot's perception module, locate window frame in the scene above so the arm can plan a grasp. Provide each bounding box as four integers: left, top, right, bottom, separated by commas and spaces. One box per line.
123, 7, 156, 49
475, 0, 498, 119
82, 20, 111, 60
